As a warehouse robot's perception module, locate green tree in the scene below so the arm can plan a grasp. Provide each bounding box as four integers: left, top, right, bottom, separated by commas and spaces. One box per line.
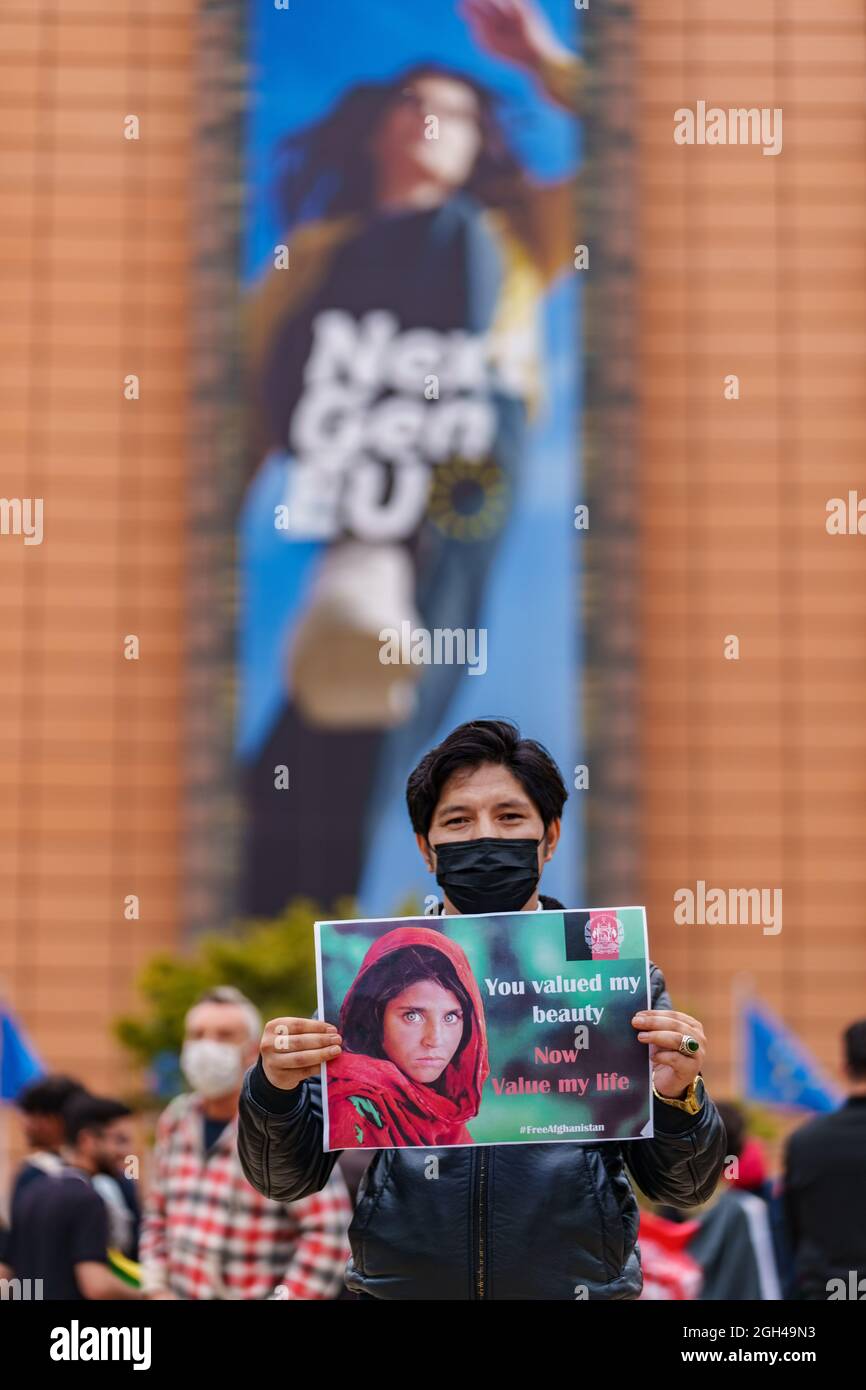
115, 899, 346, 1092
115, 895, 420, 1101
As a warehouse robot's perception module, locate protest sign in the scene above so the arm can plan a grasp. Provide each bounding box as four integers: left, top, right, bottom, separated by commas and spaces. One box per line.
314, 907, 653, 1150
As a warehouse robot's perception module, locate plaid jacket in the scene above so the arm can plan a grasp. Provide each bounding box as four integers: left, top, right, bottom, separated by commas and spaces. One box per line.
140, 1092, 351, 1300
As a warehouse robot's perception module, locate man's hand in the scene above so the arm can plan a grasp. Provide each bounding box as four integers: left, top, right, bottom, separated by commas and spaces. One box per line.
260, 1017, 342, 1091
460, 0, 570, 76
631, 1009, 706, 1099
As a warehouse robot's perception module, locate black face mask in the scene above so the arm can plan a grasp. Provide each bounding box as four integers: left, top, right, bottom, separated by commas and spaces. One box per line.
433, 837, 541, 916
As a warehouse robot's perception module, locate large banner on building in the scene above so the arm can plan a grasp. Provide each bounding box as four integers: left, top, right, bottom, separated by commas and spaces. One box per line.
239, 0, 584, 917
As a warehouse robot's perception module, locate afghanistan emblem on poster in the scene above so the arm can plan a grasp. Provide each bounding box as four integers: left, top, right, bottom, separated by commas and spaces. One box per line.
585, 911, 624, 960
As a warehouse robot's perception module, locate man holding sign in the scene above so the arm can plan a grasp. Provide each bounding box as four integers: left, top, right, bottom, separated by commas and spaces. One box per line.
238, 720, 725, 1299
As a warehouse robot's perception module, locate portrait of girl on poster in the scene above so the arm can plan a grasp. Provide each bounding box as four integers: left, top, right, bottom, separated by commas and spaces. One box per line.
326, 926, 490, 1148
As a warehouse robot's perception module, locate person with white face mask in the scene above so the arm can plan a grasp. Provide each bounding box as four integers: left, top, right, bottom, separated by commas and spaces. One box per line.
180, 1035, 246, 1101
140, 986, 351, 1300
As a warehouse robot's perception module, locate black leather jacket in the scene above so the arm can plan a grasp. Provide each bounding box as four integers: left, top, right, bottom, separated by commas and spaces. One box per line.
237, 956, 726, 1300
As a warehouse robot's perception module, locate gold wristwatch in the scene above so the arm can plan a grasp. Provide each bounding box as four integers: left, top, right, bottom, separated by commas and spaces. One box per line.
652, 1074, 705, 1115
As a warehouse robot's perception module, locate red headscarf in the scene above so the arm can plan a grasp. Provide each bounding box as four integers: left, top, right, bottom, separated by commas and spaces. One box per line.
326, 926, 489, 1148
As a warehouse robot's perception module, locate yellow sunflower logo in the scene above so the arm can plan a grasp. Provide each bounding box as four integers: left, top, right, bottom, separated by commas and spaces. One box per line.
427, 457, 510, 541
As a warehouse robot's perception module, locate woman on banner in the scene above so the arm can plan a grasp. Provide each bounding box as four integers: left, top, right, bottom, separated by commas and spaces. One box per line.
240, 0, 584, 912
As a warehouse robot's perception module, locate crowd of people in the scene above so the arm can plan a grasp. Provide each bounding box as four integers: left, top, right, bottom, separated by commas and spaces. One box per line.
0, 987, 352, 1301
2, 992, 864, 1302
639, 1039, 866, 1304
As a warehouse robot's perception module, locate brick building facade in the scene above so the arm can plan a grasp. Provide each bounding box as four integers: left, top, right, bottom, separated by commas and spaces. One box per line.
1, 1, 863, 1116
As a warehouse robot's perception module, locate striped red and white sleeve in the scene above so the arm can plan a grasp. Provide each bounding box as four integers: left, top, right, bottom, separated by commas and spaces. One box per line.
274, 1168, 353, 1300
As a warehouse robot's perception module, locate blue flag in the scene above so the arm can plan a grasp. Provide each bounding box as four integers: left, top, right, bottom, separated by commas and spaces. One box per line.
742, 1000, 843, 1113
0, 1008, 44, 1102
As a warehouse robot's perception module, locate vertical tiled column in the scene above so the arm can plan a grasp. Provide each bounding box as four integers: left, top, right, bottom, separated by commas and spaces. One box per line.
635, 0, 866, 1088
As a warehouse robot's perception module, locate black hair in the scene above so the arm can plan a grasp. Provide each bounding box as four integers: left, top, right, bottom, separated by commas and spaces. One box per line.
17, 1075, 85, 1116
714, 1100, 745, 1159
341, 944, 473, 1068
62, 1093, 132, 1146
844, 1019, 866, 1079
406, 718, 568, 837
275, 63, 531, 229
